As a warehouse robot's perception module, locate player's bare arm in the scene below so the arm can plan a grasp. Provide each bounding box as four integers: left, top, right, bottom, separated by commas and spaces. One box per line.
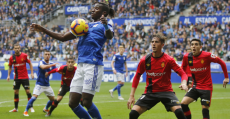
100, 15, 113, 39
7, 66, 12, 82
127, 87, 136, 109
124, 62, 128, 77
111, 60, 116, 74
29, 62, 34, 79
30, 23, 76, 42
40, 63, 59, 70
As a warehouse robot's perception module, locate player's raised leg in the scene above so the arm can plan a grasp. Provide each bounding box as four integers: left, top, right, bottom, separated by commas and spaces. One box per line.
24, 94, 38, 116
24, 82, 35, 112
171, 106, 186, 119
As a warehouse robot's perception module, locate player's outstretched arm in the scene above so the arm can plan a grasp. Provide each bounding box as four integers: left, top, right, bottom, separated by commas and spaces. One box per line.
30, 23, 76, 42
40, 63, 59, 70
7, 66, 12, 82
127, 87, 137, 109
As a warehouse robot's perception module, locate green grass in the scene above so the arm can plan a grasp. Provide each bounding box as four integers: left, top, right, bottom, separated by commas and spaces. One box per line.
0, 80, 230, 119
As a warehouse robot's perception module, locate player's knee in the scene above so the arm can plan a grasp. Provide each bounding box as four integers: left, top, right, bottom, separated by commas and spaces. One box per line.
82, 98, 92, 108
202, 105, 209, 109
69, 101, 79, 109
25, 90, 30, 94
14, 90, 19, 94
129, 110, 140, 119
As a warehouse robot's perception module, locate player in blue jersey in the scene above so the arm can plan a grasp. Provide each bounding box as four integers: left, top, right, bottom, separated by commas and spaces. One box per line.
29, 2, 115, 119
23, 50, 58, 116
109, 45, 128, 100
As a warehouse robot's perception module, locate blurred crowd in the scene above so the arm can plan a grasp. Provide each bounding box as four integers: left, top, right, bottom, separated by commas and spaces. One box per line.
1, 0, 230, 62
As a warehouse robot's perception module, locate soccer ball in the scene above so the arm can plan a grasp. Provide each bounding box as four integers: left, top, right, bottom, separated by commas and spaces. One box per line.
70, 18, 89, 36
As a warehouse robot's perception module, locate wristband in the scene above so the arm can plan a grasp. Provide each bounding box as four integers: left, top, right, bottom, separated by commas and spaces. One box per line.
112, 68, 115, 70
103, 24, 109, 30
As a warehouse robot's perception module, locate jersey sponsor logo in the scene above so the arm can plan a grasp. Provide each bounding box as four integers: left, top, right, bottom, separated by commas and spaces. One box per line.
146, 72, 166, 76
201, 99, 210, 104
211, 54, 217, 58
14, 63, 26, 67
190, 67, 207, 72
201, 59, 204, 64
161, 62, 165, 68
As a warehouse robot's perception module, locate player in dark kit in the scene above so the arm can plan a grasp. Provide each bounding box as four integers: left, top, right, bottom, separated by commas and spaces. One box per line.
180, 38, 229, 119
127, 33, 188, 119
44, 57, 77, 116
7, 44, 35, 112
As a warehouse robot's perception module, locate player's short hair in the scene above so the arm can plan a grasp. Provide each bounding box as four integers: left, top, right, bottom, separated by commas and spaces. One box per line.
13, 44, 20, 48
186, 48, 191, 51
153, 33, 167, 43
44, 50, 50, 53
119, 45, 125, 48
190, 38, 202, 45
95, 2, 115, 18
67, 56, 75, 61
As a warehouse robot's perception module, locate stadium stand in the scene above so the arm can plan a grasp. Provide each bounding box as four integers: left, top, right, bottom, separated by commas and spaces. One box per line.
1, 0, 229, 62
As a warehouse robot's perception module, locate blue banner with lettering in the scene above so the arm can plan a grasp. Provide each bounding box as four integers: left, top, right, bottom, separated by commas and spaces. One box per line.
0, 61, 229, 84
64, 5, 91, 15
112, 17, 156, 26
179, 16, 230, 25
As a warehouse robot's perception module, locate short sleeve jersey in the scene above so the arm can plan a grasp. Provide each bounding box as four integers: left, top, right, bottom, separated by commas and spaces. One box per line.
9, 52, 31, 79
70, 22, 113, 66
112, 53, 126, 73
36, 60, 56, 86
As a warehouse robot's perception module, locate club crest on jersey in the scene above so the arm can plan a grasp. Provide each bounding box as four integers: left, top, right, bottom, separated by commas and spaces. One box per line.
189, 61, 192, 63
161, 62, 165, 68
201, 59, 204, 64
21, 58, 24, 61
146, 64, 150, 67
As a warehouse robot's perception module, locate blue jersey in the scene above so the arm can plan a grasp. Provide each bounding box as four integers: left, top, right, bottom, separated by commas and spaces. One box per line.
70, 22, 114, 66
112, 53, 126, 73
36, 60, 56, 86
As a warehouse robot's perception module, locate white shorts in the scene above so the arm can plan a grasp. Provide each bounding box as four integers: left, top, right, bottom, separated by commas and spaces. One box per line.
70, 63, 103, 95
114, 73, 125, 82
33, 85, 55, 97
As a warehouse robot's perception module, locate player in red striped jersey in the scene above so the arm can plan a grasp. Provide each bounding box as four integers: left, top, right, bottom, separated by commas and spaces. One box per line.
44, 57, 77, 116
180, 38, 229, 119
127, 33, 188, 119
7, 44, 35, 112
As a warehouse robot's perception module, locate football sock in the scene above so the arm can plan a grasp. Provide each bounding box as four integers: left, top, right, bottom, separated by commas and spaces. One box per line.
87, 103, 102, 119
25, 96, 36, 111
14, 94, 19, 109
45, 100, 53, 110
181, 104, 191, 119
72, 104, 91, 119
27, 93, 32, 107
113, 85, 118, 91
117, 84, 124, 96
49, 100, 59, 114
202, 108, 209, 119
174, 108, 186, 119
129, 110, 140, 119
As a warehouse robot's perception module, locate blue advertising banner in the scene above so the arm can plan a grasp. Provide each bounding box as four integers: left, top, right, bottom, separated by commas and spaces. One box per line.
112, 17, 156, 26
64, 5, 91, 15
179, 16, 230, 25
0, 61, 229, 84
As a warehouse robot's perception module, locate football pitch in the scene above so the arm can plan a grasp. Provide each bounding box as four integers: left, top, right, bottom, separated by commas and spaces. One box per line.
0, 80, 230, 119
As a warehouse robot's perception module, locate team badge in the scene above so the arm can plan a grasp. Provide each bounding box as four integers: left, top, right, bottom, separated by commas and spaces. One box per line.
206, 101, 209, 104
21, 58, 24, 61
189, 61, 192, 63
161, 62, 165, 68
146, 64, 150, 67
201, 59, 204, 64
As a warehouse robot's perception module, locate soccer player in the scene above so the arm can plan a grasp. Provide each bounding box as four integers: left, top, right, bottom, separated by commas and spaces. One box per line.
44, 57, 77, 116
23, 50, 58, 116
109, 45, 128, 100
7, 44, 35, 112
29, 2, 114, 119
180, 38, 229, 119
127, 33, 188, 119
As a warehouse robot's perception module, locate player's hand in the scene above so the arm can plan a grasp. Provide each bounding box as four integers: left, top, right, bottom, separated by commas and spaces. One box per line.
113, 69, 117, 74
45, 72, 49, 78
6, 76, 10, 82
223, 78, 229, 88
127, 95, 135, 109
30, 23, 43, 32
126, 71, 128, 77
179, 84, 188, 92
31, 73, 34, 79
100, 15, 107, 25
